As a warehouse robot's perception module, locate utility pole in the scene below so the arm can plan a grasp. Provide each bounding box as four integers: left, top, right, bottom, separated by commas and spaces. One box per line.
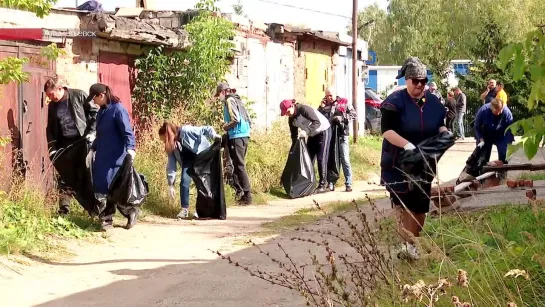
351, 0, 358, 143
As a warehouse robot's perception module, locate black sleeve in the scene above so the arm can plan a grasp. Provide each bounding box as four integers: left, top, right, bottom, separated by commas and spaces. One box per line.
289, 116, 298, 144
380, 107, 400, 134
298, 105, 321, 133
46, 104, 57, 153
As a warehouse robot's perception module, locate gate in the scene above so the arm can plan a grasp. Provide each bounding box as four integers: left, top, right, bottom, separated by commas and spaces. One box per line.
98, 51, 136, 121
0, 41, 56, 192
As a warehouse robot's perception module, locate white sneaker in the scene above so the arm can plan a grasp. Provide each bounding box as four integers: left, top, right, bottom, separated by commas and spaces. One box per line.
193, 212, 199, 219
177, 208, 189, 219
397, 242, 420, 261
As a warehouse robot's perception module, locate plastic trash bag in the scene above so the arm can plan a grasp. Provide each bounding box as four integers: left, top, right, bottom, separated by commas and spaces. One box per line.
187, 140, 227, 220
52, 138, 98, 216
109, 155, 149, 206
327, 126, 341, 183
281, 138, 317, 198
397, 132, 455, 190
456, 145, 489, 184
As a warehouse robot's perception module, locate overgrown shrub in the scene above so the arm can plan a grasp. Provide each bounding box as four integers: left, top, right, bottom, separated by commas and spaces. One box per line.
0, 182, 93, 255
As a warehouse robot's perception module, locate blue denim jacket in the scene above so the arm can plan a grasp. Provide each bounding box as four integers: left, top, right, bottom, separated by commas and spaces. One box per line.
166, 125, 218, 186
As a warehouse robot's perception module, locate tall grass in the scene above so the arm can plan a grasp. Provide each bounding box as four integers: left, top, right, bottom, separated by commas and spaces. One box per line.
217, 197, 545, 306
0, 180, 94, 255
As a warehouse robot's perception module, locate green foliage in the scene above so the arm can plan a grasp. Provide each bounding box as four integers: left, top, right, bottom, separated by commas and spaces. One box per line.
40, 43, 66, 61
357, 0, 545, 87
0, 0, 57, 18
0, 57, 29, 84
399, 205, 545, 306
133, 0, 235, 123
499, 27, 545, 160
0, 190, 90, 255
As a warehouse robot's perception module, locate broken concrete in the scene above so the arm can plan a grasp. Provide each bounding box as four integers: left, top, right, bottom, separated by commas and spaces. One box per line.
80, 13, 190, 49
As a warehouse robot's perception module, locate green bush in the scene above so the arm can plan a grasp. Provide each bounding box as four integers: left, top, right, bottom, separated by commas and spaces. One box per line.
0, 186, 93, 255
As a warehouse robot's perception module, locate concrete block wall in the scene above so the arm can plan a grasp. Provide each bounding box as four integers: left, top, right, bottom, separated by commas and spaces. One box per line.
293, 47, 306, 104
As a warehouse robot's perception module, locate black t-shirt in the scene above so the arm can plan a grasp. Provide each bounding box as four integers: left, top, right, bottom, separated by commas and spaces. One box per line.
485, 88, 497, 104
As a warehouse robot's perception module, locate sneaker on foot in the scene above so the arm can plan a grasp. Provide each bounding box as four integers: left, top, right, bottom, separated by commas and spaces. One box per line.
328, 184, 335, 192
100, 220, 113, 231
177, 208, 189, 219
345, 186, 353, 192
397, 242, 420, 261
193, 212, 199, 219
315, 186, 328, 194
239, 195, 252, 206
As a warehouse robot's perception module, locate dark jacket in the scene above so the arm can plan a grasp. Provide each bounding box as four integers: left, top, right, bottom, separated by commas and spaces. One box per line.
46, 88, 98, 153
445, 97, 457, 119
317, 97, 357, 136
289, 104, 330, 144
455, 92, 467, 113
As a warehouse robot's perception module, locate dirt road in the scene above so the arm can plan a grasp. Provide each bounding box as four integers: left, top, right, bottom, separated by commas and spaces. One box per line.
0, 140, 507, 307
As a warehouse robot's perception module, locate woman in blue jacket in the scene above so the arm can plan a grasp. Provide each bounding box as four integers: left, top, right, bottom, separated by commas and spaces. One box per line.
85, 83, 137, 230
380, 57, 448, 260
159, 121, 222, 219
474, 98, 514, 164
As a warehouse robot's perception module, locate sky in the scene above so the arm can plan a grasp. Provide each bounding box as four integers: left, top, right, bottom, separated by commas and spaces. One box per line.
55, 0, 389, 35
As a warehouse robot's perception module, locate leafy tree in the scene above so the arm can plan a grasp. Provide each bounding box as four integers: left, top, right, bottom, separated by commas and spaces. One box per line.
499, 26, 545, 160
354, 0, 545, 87
0, 0, 57, 18
133, 0, 235, 124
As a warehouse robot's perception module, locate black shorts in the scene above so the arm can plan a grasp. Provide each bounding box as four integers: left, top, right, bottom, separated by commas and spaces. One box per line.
390, 185, 431, 214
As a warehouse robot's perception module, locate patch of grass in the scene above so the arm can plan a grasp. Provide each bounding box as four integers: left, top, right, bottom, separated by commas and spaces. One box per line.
380, 204, 545, 306
0, 185, 93, 255
136, 119, 383, 218
518, 171, 545, 181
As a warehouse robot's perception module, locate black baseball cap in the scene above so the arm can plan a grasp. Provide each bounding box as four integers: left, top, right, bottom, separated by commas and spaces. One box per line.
85, 83, 107, 102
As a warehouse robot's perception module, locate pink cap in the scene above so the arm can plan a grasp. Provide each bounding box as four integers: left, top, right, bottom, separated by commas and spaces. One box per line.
280, 99, 294, 116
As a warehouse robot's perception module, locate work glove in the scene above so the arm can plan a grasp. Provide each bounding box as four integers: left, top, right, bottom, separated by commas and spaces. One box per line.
49, 149, 57, 160
85, 150, 95, 168
85, 133, 96, 144
477, 141, 485, 148
298, 130, 307, 139
403, 142, 416, 151
168, 185, 176, 199
127, 149, 136, 159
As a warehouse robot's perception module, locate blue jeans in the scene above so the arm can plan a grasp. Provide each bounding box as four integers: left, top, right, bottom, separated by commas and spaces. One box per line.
456, 112, 465, 138
180, 164, 193, 209
339, 136, 353, 187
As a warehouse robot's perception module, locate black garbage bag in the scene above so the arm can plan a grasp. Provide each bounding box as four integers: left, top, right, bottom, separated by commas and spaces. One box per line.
327, 126, 341, 184
187, 140, 226, 220
51, 138, 97, 216
109, 155, 149, 207
281, 138, 317, 198
397, 132, 455, 190
456, 145, 489, 184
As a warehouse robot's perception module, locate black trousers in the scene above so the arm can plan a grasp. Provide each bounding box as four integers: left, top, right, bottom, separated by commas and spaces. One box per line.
307, 128, 332, 187
55, 136, 83, 211
227, 137, 251, 194
446, 117, 455, 133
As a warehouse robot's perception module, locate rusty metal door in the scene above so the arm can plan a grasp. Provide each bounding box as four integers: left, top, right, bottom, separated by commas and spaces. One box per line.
19, 45, 56, 190
0, 45, 22, 190
98, 51, 135, 121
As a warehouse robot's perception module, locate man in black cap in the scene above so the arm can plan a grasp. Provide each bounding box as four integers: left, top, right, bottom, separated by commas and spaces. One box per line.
44, 76, 98, 215
215, 81, 253, 205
